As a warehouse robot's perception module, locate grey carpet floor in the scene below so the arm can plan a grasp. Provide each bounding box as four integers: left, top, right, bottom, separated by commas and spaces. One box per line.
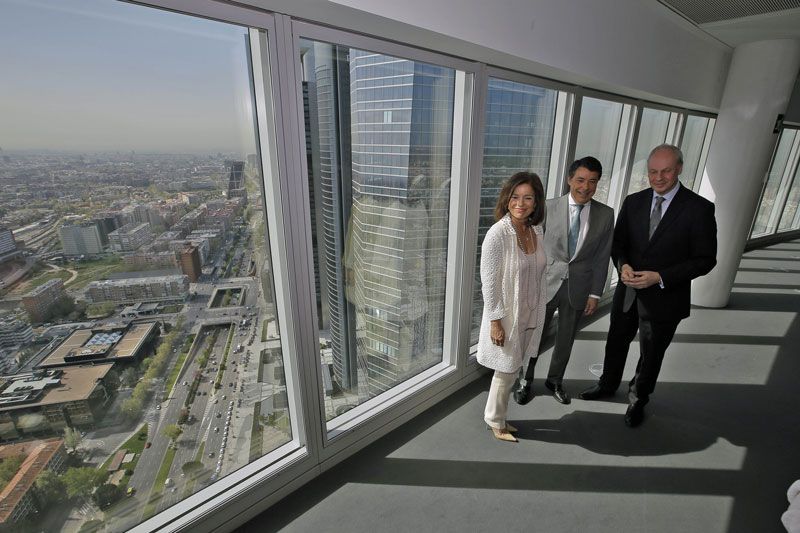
240, 239, 800, 533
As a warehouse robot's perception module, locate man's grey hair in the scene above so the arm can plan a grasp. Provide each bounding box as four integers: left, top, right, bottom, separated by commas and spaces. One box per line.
648, 144, 684, 166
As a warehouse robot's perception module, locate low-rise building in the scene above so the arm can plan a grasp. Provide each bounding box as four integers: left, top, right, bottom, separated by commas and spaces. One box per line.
0, 227, 21, 264
0, 366, 114, 439
21, 279, 66, 323
86, 274, 188, 304
0, 439, 67, 525
58, 222, 104, 257
179, 244, 202, 282
0, 319, 33, 351
108, 222, 154, 253
36, 321, 159, 369
122, 249, 179, 269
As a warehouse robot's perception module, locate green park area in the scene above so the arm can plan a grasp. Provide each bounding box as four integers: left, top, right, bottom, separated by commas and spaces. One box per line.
67, 256, 129, 289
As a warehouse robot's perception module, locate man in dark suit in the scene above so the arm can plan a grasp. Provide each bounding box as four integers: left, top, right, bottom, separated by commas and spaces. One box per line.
514, 156, 614, 405
580, 144, 717, 427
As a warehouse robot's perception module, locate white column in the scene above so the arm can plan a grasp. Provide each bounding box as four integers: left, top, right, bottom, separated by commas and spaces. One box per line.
693, 39, 800, 308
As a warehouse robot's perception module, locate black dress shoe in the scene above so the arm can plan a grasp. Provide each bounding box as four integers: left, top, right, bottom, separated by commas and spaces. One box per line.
624, 403, 645, 427
545, 381, 571, 404
513, 383, 534, 405
579, 384, 614, 401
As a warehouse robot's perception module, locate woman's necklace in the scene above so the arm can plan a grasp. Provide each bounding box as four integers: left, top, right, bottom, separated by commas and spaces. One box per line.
514, 223, 534, 253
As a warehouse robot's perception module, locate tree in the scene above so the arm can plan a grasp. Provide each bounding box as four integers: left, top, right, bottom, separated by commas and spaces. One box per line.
0, 455, 25, 490
120, 368, 138, 388
92, 483, 123, 509
181, 461, 203, 476
35, 469, 66, 505
79, 519, 104, 533
63, 467, 107, 500
121, 396, 143, 421
86, 302, 115, 318
163, 424, 182, 444
63, 427, 82, 453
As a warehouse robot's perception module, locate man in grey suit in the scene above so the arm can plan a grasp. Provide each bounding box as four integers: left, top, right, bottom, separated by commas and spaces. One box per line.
514, 156, 614, 405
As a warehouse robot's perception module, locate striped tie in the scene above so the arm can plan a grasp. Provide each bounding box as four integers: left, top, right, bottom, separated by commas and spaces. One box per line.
649, 196, 665, 240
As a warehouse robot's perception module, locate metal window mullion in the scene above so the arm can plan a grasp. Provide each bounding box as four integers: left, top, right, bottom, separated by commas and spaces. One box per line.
550, 91, 578, 199
273, 14, 327, 462
601, 103, 637, 294
693, 118, 715, 192
460, 63, 489, 374
610, 104, 640, 211
444, 68, 478, 373
672, 112, 687, 147
666, 111, 683, 145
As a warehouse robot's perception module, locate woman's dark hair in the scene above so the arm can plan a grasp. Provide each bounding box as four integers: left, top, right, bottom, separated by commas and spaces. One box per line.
494, 171, 545, 225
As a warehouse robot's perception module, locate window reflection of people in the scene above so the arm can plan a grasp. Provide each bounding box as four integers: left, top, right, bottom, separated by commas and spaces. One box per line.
477, 172, 547, 442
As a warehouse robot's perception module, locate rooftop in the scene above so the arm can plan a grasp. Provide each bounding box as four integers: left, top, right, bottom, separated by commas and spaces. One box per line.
37, 322, 157, 367
0, 439, 65, 524
0, 365, 112, 410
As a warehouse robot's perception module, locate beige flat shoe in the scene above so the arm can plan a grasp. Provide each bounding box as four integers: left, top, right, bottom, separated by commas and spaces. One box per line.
491, 427, 518, 442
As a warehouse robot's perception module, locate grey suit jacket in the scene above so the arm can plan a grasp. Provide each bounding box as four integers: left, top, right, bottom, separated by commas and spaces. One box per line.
543, 194, 614, 309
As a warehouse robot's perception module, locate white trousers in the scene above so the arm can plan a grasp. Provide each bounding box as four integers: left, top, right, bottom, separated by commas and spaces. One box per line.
484, 370, 517, 429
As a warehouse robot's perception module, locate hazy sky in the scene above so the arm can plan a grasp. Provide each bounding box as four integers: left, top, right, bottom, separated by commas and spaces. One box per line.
0, 0, 259, 154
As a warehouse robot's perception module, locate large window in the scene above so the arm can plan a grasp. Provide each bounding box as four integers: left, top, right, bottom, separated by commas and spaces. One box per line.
299, 40, 457, 424
0, 1, 292, 531
778, 162, 800, 232
469, 77, 558, 346
626, 107, 672, 194
573, 97, 624, 204
680, 115, 714, 191
751, 129, 799, 237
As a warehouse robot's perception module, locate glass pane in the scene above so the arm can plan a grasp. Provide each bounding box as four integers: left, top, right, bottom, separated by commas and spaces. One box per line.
300, 40, 456, 423
680, 115, 709, 191
573, 97, 624, 204
778, 162, 800, 232
626, 108, 671, 194
751, 130, 798, 236
469, 77, 558, 346
0, 1, 290, 530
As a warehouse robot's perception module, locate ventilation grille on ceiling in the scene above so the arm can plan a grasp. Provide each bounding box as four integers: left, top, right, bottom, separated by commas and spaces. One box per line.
658, 0, 800, 24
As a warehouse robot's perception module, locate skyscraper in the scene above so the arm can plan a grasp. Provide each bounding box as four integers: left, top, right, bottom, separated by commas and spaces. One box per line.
304, 42, 455, 404
226, 160, 247, 200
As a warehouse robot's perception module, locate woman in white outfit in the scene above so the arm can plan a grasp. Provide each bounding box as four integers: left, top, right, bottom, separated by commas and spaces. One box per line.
477, 172, 547, 442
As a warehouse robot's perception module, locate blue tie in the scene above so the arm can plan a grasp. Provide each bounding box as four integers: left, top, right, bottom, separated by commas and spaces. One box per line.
568, 204, 584, 258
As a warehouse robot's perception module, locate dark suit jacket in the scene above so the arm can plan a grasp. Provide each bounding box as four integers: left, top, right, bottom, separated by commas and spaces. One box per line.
612, 183, 717, 321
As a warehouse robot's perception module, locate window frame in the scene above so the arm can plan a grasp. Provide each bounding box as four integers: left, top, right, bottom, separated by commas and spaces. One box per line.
289, 20, 485, 459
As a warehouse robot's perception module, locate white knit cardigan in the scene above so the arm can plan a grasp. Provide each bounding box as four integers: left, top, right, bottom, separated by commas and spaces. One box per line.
477, 214, 547, 374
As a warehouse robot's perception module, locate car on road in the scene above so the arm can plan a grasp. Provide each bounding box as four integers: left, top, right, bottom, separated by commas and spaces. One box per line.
127, 487, 136, 496
145, 442, 152, 448
208, 451, 214, 457
156, 404, 161, 410
214, 427, 219, 432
